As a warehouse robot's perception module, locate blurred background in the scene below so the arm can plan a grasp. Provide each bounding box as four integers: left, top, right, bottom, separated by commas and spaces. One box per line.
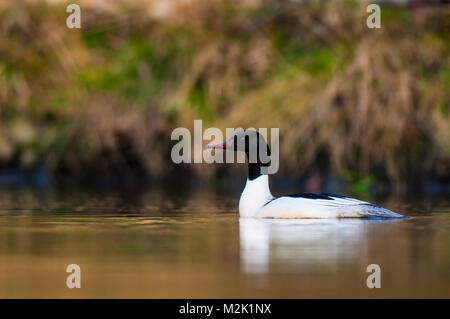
0, 0, 449, 192
0, 0, 449, 299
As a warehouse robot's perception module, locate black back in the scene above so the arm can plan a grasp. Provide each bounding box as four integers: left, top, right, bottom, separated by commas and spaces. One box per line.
285, 193, 348, 200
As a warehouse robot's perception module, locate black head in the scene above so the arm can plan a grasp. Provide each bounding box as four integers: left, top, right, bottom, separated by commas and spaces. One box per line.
206, 129, 271, 180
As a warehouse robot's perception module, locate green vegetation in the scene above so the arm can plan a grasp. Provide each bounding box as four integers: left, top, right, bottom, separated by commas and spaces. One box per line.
0, 0, 448, 185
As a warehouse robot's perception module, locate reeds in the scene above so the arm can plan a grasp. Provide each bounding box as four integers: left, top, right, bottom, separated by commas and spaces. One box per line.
0, 0, 448, 184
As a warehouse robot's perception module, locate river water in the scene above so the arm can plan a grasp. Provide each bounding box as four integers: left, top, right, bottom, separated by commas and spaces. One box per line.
0, 188, 449, 298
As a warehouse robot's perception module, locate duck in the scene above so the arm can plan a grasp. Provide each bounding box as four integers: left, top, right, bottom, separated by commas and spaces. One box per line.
206, 129, 405, 219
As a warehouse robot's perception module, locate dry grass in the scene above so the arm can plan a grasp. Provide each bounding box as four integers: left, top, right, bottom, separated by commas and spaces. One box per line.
0, 0, 448, 184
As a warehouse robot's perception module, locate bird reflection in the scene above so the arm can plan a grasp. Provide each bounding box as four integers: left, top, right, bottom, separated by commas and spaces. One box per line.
239, 218, 400, 274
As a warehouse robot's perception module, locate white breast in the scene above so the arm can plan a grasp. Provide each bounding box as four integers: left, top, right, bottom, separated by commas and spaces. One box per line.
239, 175, 274, 218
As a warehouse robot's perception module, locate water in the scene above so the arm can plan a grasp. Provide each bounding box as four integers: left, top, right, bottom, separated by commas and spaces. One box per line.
0, 188, 449, 298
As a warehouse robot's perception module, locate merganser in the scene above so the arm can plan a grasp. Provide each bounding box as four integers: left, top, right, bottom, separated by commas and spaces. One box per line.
206, 129, 405, 219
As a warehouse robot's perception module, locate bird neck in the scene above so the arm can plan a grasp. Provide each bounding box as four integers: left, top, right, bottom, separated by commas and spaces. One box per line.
239, 175, 273, 218
245, 144, 271, 181
248, 162, 266, 180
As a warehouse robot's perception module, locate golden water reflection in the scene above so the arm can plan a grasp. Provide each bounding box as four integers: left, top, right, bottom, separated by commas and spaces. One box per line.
0, 189, 449, 298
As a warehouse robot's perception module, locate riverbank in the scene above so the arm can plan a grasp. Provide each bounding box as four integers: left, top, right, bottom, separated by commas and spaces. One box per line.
1, 0, 448, 186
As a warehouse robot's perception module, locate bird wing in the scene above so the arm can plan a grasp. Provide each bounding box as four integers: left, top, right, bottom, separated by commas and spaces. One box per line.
258, 193, 404, 219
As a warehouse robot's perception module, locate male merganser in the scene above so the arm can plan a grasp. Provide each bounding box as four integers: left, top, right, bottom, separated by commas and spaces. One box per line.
206, 129, 405, 219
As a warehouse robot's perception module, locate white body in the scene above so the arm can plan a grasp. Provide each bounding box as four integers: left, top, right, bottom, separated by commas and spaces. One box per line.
239, 175, 404, 219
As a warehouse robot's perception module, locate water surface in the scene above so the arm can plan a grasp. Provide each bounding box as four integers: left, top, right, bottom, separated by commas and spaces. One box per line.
0, 188, 449, 298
